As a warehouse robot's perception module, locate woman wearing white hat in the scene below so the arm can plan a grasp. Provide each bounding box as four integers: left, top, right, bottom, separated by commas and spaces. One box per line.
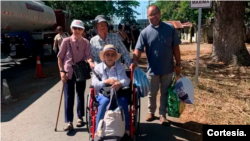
57, 19, 95, 131
92, 44, 131, 140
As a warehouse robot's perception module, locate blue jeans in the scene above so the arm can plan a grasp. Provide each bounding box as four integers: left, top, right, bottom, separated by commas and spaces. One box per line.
95, 94, 129, 133
63, 73, 86, 123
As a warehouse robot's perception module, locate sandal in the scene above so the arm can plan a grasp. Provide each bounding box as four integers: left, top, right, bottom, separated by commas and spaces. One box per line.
63, 123, 74, 131
76, 119, 85, 127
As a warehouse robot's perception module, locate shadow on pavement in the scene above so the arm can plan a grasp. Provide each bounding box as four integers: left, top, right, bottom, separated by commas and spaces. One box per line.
1, 56, 60, 122
138, 121, 203, 141
66, 128, 88, 136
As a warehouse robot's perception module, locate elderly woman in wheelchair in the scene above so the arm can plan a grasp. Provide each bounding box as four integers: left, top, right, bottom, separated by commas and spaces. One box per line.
91, 44, 131, 140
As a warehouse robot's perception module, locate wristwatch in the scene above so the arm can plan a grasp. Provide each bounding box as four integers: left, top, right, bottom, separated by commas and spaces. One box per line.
60, 69, 66, 73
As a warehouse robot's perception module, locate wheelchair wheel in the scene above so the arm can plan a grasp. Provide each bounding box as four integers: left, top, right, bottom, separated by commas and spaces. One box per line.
86, 94, 91, 134
133, 90, 141, 140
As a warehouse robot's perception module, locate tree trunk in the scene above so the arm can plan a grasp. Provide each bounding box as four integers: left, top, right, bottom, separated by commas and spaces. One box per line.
189, 27, 192, 43
212, 1, 250, 66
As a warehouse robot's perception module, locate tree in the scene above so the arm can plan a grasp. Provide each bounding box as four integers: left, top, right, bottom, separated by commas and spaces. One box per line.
153, 1, 213, 24
244, 1, 250, 42
116, 0, 140, 25
44, 1, 117, 23
154, 1, 180, 21
212, 1, 250, 66
244, 1, 250, 25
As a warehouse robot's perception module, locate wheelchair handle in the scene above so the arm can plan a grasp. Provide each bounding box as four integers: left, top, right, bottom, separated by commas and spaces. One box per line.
122, 86, 130, 90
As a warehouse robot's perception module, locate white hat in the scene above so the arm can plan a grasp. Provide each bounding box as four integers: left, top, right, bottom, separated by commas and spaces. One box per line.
95, 15, 108, 24
99, 44, 121, 62
71, 20, 85, 29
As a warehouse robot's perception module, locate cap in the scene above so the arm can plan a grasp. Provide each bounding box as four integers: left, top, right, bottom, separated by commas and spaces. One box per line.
71, 20, 85, 29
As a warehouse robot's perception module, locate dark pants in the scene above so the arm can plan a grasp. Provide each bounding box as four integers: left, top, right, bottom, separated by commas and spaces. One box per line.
2, 43, 10, 57
64, 73, 86, 123
123, 41, 130, 52
131, 39, 138, 50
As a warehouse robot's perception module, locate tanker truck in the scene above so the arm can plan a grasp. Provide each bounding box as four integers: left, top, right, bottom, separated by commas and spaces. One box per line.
1, 1, 70, 58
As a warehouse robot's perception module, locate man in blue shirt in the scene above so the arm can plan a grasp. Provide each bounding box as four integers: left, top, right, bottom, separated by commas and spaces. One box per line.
130, 5, 181, 125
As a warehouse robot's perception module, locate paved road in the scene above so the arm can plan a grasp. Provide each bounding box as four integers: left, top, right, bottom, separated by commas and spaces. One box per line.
1, 59, 201, 141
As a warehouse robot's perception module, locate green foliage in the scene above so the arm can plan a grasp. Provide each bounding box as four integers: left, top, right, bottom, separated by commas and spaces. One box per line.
116, 0, 140, 25
153, 1, 180, 21
152, 1, 214, 24
245, 1, 250, 25
44, 1, 141, 26
44, 1, 116, 23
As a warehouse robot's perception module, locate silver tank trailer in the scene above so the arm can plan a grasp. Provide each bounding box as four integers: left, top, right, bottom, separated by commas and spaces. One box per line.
1, 1, 56, 32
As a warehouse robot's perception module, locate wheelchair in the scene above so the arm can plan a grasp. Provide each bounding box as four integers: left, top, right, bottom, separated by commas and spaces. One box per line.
86, 69, 141, 141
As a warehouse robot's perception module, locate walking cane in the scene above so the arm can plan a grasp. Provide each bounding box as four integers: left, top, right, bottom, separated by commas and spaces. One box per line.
55, 82, 65, 131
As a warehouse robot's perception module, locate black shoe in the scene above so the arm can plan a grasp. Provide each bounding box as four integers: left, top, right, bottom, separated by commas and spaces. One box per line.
121, 133, 132, 141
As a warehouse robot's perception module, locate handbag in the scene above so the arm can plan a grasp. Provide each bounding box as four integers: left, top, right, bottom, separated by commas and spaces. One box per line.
96, 88, 125, 140
68, 40, 91, 82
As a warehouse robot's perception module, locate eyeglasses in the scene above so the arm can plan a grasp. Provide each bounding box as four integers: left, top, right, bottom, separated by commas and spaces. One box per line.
72, 27, 83, 31
105, 53, 116, 57
147, 12, 160, 18
97, 22, 107, 27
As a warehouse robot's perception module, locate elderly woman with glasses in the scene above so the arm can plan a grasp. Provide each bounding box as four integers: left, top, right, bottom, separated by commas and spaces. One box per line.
92, 44, 131, 140
57, 20, 95, 131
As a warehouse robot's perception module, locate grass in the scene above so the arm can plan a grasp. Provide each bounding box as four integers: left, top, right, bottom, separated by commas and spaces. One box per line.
180, 57, 250, 125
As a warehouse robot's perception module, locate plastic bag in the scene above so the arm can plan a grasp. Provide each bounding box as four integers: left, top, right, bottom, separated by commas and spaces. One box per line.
167, 74, 194, 118
133, 67, 150, 97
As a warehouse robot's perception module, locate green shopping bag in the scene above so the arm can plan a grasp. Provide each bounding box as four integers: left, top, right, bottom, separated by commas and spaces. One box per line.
166, 75, 186, 118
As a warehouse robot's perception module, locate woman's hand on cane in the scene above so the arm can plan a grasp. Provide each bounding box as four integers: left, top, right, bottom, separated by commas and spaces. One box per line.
60, 72, 68, 83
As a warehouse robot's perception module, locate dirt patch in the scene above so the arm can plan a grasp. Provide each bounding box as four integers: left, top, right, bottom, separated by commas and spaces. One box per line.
139, 43, 250, 141
180, 43, 212, 60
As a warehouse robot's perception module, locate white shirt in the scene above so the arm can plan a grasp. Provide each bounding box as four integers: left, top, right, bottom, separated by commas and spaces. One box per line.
54, 33, 68, 49
91, 62, 130, 96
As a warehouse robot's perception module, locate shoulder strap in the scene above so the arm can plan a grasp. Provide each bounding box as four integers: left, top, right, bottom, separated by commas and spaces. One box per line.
105, 89, 124, 121
68, 40, 75, 64
92, 68, 102, 81
118, 32, 125, 41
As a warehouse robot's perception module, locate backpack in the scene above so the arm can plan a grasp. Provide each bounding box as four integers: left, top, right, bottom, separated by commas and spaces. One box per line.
96, 89, 125, 141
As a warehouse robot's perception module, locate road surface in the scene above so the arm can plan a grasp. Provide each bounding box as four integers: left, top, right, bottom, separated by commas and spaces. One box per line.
1, 57, 201, 141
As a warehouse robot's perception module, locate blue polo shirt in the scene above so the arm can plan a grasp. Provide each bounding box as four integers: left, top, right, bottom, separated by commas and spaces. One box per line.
135, 21, 181, 75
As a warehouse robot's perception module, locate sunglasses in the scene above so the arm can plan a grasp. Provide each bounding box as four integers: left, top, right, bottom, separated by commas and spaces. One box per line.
105, 53, 116, 57
72, 27, 83, 31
